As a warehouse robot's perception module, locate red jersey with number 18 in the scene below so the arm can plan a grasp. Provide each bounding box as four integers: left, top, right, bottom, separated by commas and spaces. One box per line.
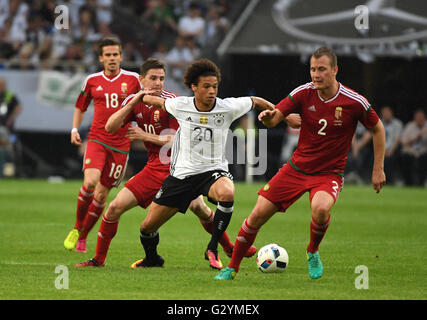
75, 69, 141, 152
276, 82, 379, 175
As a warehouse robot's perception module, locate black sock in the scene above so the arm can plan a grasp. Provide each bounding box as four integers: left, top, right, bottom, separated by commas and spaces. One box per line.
140, 230, 159, 259
207, 201, 234, 252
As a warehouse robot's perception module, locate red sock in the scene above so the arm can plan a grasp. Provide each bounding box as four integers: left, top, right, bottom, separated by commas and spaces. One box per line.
74, 185, 94, 231
307, 215, 330, 253
79, 198, 106, 240
200, 211, 233, 253
229, 219, 259, 272
94, 216, 119, 264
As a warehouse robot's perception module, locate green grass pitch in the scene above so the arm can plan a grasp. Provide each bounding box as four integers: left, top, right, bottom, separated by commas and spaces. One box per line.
0, 179, 425, 300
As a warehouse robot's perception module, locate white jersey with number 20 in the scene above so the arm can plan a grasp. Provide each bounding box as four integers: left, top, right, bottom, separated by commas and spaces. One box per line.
164, 96, 253, 179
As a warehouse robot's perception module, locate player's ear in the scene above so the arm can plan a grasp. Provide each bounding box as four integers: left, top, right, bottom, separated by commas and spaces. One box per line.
333, 65, 338, 77
191, 83, 198, 93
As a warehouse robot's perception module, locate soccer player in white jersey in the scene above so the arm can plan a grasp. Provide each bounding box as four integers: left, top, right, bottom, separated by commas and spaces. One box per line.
125, 58, 300, 268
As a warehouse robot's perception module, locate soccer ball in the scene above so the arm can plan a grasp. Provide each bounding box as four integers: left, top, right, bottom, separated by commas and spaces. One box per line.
256, 243, 289, 273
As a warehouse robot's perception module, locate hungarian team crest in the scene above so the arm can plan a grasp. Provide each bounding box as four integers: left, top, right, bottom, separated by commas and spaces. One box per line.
334, 106, 343, 126
153, 110, 160, 123
121, 82, 128, 94
335, 106, 342, 119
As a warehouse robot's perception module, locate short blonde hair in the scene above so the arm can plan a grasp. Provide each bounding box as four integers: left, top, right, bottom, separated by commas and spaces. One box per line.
312, 47, 337, 68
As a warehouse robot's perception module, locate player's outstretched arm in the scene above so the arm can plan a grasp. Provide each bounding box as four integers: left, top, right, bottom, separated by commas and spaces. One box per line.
105, 89, 152, 133
285, 113, 301, 129
141, 95, 166, 111
370, 119, 386, 193
126, 125, 174, 146
251, 97, 300, 129
258, 109, 285, 128
250, 96, 275, 111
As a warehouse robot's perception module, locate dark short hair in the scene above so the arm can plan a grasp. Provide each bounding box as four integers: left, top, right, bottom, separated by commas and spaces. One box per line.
140, 58, 165, 76
312, 47, 337, 68
183, 58, 221, 88
98, 37, 121, 56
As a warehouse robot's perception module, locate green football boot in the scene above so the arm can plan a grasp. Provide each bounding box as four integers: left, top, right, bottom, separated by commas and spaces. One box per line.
214, 267, 236, 280
307, 251, 323, 279
64, 229, 80, 250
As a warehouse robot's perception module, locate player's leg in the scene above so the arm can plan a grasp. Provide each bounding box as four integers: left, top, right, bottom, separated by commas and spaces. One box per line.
306, 175, 343, 279
189, 195, 233, 256
189, 195, 257, 259
205, 176, 235, 269
76, 182, 110, 252
306, 191, 335, 279
131, 202, 179, 268
77, 150, 129, 251
215, 195, 278, 280
309, 191, 334, 249
64, 167, 100, 250
75, 187, 138, 267
79, 168, 101, 226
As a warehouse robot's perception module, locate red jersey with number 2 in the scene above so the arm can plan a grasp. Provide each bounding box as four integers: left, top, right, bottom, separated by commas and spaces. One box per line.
75, 69, 141, 151
276, 82, 379, 175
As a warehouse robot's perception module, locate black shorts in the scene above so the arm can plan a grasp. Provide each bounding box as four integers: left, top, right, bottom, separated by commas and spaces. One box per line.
153, 170, 233, 213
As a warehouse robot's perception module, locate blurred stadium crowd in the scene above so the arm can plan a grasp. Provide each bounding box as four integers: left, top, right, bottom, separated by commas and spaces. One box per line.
0, 0, 234, 74
0, 0, 426, 186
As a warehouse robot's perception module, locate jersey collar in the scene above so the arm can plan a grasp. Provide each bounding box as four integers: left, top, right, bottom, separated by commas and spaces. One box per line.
317, 82, 341, 103
102, 69, 123, 82
193, 97, 217, 112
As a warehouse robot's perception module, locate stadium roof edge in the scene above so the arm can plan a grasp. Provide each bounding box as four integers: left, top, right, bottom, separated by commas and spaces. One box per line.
217, 0, 427, 59
217, 0, 261, 57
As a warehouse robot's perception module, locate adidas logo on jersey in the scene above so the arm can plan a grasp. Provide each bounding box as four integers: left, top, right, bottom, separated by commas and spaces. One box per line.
308, 105, 316, 111
136, 113, 143, 118
186, 117, 193, 122
96, 85, 103, 91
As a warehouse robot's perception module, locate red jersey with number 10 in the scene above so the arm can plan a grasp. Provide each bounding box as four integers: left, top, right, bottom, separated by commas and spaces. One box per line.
75, 69, 141, 152
123, 90, 179, 169
276, 82, 379, 175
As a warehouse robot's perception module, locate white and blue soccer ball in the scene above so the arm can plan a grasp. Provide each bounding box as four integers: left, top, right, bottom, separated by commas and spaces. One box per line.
256, 243, 289, 273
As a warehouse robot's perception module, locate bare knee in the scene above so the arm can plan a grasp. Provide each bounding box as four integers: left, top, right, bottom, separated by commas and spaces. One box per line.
83, 171, 100, 191
188, 197, 211, 219
94, 190, 109, 203
83, 179, 97, 191
188, 200, 201, 214
311, 203, 331, 223
104, 199, 125, 221
215, 184, 234, 202
311, 192, 334, 223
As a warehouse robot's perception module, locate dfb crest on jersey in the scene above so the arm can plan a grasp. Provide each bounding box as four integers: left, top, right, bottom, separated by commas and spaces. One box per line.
213, 114, 225, 126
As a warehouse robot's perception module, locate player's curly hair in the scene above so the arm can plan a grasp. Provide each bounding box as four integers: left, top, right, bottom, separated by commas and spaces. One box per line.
183, 58, 221, 89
